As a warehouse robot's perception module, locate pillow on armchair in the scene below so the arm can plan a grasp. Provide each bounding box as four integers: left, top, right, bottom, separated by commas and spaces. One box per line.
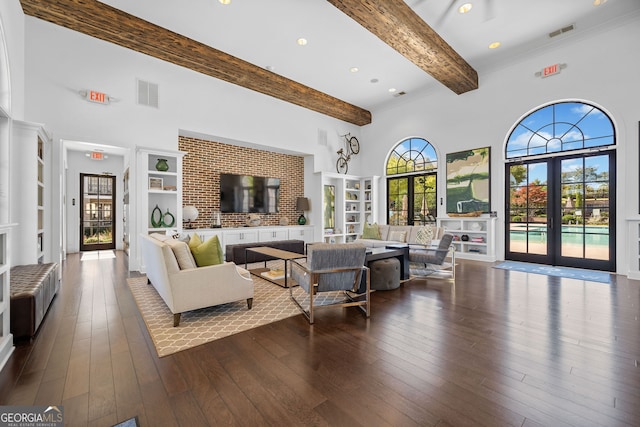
362, 222, 381, 239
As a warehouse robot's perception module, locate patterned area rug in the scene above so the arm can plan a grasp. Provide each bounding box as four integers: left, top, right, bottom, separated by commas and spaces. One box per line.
493, 261, 612, 284
127, 268, 348, 357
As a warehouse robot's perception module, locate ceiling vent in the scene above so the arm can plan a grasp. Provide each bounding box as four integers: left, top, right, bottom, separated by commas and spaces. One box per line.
137, 79, 159, 108
549, 24, 575, 38
393, 91, 407, 98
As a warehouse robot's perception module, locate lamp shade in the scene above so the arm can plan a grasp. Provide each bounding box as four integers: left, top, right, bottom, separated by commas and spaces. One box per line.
296, 197, 310, 211
182, 205, 199, 222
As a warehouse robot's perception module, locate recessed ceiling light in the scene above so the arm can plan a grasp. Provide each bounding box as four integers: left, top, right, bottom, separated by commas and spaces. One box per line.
219, 0, 231, 4
265, 65, 275, 72
593, 0, 607, 5
388, 88, 396, 93
349, 67, 359, 73
458, 3, 473, 14
488, 41, 501, 49
370, 78, 379, 84
297, 38, 308, 46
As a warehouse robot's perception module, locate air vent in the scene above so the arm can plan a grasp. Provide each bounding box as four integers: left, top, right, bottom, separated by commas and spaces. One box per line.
549, 24, 575, 38
393, 91, 407, 98
317, 128, 328, 146
137, 79, 159, 108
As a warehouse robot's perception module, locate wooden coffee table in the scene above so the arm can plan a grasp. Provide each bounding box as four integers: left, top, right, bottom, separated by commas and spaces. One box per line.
244, 246, 306, 288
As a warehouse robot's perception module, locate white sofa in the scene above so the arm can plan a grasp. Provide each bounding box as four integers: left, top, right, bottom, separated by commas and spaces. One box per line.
140, 233, 254, 326
354, 224, 444, 248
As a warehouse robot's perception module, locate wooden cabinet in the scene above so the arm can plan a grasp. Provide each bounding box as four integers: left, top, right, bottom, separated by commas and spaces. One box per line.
437, 217, 497, 261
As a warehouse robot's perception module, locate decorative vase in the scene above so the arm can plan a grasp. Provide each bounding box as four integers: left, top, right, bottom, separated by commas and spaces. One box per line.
150, 204, 162, 228
155, 158, 169, 171
297, 214, 307, 225
162, 209, 175, 227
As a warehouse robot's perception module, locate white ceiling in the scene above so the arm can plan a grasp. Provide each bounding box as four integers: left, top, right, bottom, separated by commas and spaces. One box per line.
92, 0, 640, 112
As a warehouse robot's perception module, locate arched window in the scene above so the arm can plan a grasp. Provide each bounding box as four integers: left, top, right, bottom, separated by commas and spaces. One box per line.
506, 101, 614, 159
386, 138, 438, 225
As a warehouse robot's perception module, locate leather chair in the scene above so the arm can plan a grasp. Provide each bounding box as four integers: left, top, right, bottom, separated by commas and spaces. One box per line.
290, 243, 369, 324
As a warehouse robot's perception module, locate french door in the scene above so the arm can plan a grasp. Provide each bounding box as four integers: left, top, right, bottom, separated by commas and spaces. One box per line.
505, 151, 615, 271
80, 174, 116, 251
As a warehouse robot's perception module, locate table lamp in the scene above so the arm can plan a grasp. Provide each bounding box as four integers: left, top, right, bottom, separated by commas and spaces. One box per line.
182, 205, 199, 229
296, 197, 310, 225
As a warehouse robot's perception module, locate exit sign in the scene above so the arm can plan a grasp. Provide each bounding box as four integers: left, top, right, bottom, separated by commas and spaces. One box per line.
542, 63, 560, 77
90, 151, 104, 160
80, 89, 111, 104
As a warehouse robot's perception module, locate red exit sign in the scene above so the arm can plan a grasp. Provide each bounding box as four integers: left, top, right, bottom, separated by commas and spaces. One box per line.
542, 63, 560, 78
81, 89, 111, 104
89, 90, 107, 103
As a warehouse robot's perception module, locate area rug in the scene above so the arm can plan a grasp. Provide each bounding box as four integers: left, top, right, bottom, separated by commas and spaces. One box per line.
127, 274, 304, 357
493, 261, 611, 284
127, 273, 346, 357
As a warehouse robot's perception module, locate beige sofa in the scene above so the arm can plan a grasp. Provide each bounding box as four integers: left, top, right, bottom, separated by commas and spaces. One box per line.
354, 224, 444, 248
140, 233, 254, 326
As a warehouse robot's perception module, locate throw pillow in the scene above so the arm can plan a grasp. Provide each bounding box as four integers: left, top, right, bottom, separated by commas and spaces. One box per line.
388, 230, 408, 243
165, 239, 197, 269
416, 226, 433, 246
189, 234, 224, 266
361, 222, 381, 239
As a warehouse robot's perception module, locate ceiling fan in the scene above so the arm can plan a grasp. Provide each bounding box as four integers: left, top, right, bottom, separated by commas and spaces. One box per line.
411, 0, 496, 28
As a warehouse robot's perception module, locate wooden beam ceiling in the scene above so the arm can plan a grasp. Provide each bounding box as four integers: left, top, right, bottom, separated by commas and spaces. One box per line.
20, 0, 373, 126
326, 0, 478, 95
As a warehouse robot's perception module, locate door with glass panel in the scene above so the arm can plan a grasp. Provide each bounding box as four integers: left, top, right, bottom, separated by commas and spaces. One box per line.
387, 174, 437, 226
506, 152, 615, 271
80, 174, 116, 251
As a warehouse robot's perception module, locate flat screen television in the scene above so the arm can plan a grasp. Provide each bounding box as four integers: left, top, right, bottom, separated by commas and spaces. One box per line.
220, 173, 280, 213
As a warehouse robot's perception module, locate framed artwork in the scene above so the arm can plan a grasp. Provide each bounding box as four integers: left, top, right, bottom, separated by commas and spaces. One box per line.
446, 147, 491, 213
323, 185, 335, 229
149, 177, 163, 190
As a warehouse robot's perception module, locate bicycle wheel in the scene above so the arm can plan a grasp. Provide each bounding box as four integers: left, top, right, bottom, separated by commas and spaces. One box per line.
348, 136, 360, 155
336, 157, 349, 174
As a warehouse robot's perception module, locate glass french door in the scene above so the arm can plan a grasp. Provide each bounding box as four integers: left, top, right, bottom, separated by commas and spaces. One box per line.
387, 174, 437, 226
506, 151, 615, 271
80, 174, 116, 251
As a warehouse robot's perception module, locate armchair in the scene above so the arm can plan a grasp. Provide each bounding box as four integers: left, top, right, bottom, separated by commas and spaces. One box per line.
290, 243, 370, 324
408, 233, 455, 280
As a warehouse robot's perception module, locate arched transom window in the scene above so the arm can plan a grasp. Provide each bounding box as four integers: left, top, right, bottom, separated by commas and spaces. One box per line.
386, 138, 438, 225
506, 101, 615, 159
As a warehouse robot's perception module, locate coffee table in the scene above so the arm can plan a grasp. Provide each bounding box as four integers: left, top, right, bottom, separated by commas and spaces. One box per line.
244, 246, 306, 288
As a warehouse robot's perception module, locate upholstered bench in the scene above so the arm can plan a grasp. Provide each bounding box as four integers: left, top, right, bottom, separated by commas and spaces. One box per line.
369, 257, 401, 290
225, 240, 305, 265
10, 263, 60, 340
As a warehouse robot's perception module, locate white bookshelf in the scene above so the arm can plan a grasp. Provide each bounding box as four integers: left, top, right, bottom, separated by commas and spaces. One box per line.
437, 216, 497, 261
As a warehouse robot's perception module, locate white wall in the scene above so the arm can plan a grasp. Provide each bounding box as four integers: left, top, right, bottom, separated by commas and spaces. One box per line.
4, 2, 640, 272
0, 0, 24, 118
360, 14, 640, 273
65, 150, 125, 253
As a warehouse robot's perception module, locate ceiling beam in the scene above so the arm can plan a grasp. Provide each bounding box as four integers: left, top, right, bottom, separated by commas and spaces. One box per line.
20, 0, 372, 126
326, 0, 478, 95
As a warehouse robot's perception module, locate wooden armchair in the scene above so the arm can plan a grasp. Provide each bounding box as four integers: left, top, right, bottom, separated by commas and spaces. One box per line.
408, 233, 455, 280
290, 243, 370, 324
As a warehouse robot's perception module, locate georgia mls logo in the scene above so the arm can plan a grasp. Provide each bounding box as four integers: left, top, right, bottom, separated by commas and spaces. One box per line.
0, 405, 64, 426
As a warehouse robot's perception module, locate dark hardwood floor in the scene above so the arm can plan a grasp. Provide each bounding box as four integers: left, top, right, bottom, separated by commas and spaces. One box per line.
1, 251, 639, 426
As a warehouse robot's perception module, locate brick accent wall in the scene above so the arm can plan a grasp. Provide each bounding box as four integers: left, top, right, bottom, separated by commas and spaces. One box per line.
179, 136, 305, 228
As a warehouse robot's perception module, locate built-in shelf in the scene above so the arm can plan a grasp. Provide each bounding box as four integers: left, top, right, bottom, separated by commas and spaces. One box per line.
437, 216, 497, 261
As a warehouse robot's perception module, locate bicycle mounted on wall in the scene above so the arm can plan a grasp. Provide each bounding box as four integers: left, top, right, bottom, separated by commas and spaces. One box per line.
336, 133, 360, 174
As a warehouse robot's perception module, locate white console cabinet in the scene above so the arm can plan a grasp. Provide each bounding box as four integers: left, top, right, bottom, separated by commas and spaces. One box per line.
189, 225, 315, 260
437, 217, 497, 261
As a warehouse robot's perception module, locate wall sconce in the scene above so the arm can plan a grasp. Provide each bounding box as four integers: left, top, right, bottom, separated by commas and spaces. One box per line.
182, 205, 199, 229
296, 197, 310, 225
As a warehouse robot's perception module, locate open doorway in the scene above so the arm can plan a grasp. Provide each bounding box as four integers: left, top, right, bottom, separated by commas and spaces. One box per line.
80, 173, 116, 251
